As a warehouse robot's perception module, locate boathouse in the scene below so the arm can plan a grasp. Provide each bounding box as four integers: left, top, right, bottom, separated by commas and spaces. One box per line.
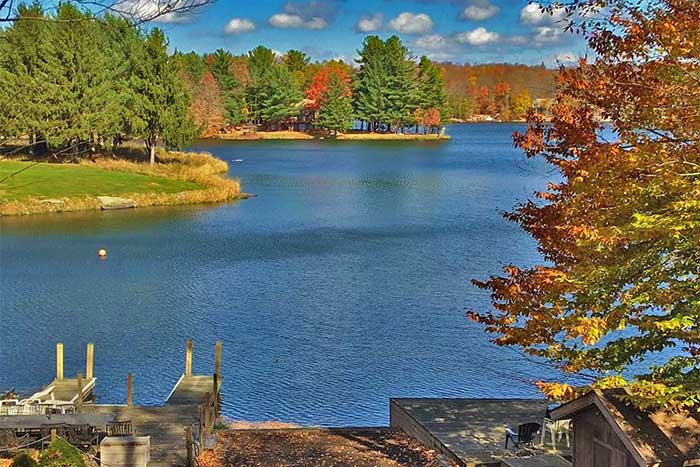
550, 388, 700, 467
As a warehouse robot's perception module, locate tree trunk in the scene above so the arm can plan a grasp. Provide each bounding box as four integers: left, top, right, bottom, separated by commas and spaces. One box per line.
149, 143, 156, 164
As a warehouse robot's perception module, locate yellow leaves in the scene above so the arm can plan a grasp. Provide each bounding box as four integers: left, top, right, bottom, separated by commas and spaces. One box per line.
654, 316, 695, 332
593, 375, 628, 389
570, 317, 607, 346
535, 381, 576, 401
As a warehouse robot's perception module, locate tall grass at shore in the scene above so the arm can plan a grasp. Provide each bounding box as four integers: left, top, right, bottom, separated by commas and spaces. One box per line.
0, 150, 242, 216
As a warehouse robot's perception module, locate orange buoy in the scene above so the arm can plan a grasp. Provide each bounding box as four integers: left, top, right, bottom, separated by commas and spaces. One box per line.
98, 249, 107, 258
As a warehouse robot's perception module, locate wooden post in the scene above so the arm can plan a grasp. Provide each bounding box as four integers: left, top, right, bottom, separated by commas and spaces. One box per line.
185, 427, 193, 467
86, 343, 94, 380
50, 429, 57, 442
126, 373, 133, 406
203, 392, 211, 435
214, 341, 222, 420
76, 372, 83, 413
185, 339, 193, 377
214, 341, 222, 380
56, 343, 64, 381
213, 373, 219, 420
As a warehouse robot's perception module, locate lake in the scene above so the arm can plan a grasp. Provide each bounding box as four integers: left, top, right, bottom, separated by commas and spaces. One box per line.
0, 124, 565, 426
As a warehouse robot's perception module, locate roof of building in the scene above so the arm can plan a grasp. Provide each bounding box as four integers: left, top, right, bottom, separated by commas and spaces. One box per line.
550, 388, 700, 467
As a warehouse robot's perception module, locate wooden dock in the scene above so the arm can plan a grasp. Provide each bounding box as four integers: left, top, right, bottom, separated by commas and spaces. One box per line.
1, 340, 222, 467
390, 398, 561, 466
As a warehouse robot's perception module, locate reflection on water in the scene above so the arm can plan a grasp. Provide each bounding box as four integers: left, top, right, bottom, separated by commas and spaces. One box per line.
1, 124, 565, 426
1, 204, 222, 236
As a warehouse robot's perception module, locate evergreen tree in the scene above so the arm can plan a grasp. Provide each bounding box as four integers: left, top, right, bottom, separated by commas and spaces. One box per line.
0, 4, 60, 154
316, 72, 353, 134
209, 49, 246, 124
101, 14, 143, 149
246, 46, 276, 124
172, 51, 207, 84
383, 35, 415, 131
416, 56, 447, 115
283, 49, 309, 73
354, 35, 387, 131
130, 28, 192, 163
259, 65, 302, 128
283, 49, 310, 92
51, 4, 119, 154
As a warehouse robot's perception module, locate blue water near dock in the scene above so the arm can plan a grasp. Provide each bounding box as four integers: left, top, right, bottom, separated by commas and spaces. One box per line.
0, 124, 565, 426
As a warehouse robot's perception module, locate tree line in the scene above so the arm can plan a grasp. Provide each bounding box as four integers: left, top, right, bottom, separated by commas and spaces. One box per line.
442, 63, 557, 121
0, 3, 195, 163
0, 3, 555, 162
177, 35, 449, 137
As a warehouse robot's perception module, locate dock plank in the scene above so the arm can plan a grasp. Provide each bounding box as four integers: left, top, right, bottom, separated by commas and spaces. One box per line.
85, 405, 200, 467
166, 375, 217, 405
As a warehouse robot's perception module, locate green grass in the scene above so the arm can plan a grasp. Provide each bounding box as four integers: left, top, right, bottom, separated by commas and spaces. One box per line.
0, 161, 203, 202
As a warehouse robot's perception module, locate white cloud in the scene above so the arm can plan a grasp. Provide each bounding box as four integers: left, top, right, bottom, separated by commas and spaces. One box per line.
113, 0, 208, 23
533, 26, 565, 43
268, 13, 328, 29
508, 35, 529, 45
555, 52, 578, 64
520, 2, 567, 25
224, 18, 255, 34
460, 0, 500, 21
356, 13, 383, 32
389, 12, 434, 35
413, 34, 449, 51
456, 27, 499, 46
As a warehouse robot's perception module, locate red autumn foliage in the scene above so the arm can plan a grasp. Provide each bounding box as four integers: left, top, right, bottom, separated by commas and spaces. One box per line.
305, 64, 351, 111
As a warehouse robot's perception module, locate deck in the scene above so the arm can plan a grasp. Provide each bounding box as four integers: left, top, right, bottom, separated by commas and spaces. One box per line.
85, 404, 200, 467
390, 398, 553, 466
1, 340, 221, 467
166, 375, 218, 405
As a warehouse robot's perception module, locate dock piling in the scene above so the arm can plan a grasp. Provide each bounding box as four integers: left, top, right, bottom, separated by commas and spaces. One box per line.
56, 343, 64, 381
185, 339, 193, 377
214, 341, 222, 380
86, 343, 94, 380
76, 372, 83, 412
127, 373, 133, 406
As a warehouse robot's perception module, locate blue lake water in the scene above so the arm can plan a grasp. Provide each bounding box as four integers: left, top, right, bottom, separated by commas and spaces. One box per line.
0, 124, 565, 426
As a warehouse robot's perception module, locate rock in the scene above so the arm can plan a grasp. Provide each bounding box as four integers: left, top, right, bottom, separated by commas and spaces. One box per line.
97, 196, 136, 210
40, 199, 65, 206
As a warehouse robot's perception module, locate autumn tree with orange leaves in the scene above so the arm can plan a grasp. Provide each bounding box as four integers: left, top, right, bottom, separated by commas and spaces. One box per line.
190, 71, 226, 137
469, 0, 700, 410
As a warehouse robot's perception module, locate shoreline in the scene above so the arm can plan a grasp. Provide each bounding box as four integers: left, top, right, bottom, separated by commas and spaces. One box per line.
0, 150, 245, 217
214, 130, 451, 142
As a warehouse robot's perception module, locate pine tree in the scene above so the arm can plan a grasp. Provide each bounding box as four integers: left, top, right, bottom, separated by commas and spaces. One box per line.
246, 46, 276, 124
383, 35, 415, 132
354, 35, 388, 131
0, 4, 61, 155
209, 49, 247, 125
316, 71, 353, 134
130, 28, 192, 163
259, 65, 302, 128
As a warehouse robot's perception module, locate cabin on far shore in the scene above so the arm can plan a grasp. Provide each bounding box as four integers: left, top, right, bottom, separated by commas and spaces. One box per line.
550, 388, 700, 467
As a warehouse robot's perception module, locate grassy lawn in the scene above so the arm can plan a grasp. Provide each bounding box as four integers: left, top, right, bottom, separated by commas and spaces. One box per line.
0, 161, 203, 202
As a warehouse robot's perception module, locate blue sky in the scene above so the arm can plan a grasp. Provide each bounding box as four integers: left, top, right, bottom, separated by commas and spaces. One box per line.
148, 0, 588, 66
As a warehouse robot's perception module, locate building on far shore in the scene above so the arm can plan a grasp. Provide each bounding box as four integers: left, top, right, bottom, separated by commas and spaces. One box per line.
550, 388, 700, 467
